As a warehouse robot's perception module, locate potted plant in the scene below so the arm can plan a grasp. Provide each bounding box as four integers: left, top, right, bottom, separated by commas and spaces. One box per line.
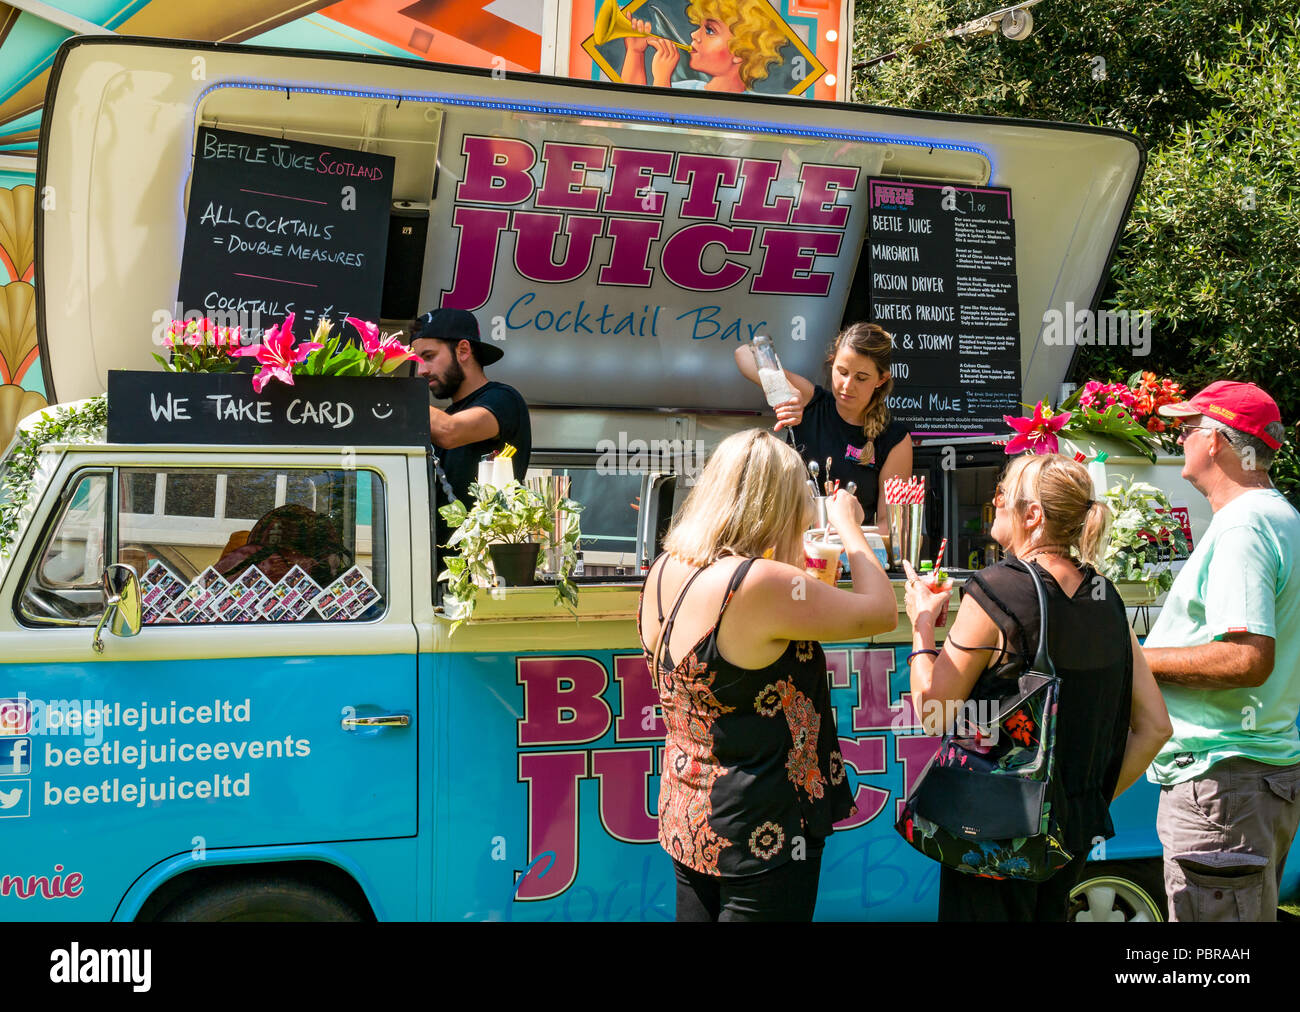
438, 480, 583, 632
1099, 475, 1189, 593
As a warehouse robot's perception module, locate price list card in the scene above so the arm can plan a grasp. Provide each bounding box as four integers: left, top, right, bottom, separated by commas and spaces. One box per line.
866, 180, 1020, 434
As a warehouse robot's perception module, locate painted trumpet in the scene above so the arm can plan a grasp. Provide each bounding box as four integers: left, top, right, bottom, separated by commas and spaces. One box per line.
594, 0, 692, 52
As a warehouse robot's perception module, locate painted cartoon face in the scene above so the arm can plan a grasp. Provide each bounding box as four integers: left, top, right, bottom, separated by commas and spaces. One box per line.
688, 17, 736, 76
371, 402, 393, 420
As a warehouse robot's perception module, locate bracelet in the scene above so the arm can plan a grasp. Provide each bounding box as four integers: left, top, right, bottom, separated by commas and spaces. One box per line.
906, 648, 940, 664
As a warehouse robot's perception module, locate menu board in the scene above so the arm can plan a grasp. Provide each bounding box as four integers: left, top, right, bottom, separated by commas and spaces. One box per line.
867, 180, 1020, 435
177, 127, 395, 342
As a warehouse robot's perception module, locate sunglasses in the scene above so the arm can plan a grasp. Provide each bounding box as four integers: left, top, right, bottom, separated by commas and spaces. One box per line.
1176, 424, 1218, 443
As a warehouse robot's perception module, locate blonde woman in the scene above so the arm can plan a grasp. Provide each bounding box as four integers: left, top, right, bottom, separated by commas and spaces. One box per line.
621, 0, 788, 92
638, 428, 896, 920
903, 453, 1172, 922
735, 322, 912, 526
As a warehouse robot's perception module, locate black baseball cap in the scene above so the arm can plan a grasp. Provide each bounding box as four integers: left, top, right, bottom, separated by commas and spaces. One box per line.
410, 308, 504, 366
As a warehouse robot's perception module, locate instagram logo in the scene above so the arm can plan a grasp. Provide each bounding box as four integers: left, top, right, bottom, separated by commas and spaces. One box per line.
0, 698, 30, 736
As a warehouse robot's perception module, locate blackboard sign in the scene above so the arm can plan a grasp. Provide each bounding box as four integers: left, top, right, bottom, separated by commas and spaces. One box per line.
867, 180, 1020, 435
107, 371, 431, 447
177, 127, 395, 342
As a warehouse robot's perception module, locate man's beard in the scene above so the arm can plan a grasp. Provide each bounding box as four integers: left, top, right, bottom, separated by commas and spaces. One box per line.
429, 354, 465, 400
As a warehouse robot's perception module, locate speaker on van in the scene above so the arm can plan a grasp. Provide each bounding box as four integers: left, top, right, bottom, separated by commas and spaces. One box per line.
381, 201, 430, 321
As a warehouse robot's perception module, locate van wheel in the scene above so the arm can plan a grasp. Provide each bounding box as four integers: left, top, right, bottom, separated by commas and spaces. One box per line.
158, 876, 364, 922
1069, 860, 1166, 922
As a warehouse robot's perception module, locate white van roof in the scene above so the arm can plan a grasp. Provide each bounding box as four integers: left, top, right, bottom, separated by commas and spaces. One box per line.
36, 36, 1143, 415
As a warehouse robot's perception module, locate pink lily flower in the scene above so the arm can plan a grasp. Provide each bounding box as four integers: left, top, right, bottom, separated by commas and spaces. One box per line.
348, 316, 417, 365
234, 313, 322, 393
1003, 402, 1072, 456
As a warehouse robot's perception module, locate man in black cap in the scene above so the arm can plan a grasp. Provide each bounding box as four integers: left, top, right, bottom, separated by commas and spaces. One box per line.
411, 308, 532, 548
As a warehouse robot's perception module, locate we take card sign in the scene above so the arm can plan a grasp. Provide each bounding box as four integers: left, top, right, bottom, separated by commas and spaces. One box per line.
107, 371, 430, 446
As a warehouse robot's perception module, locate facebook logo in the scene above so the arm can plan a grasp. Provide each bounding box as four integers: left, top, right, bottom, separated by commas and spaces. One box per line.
0, 738, 30, 776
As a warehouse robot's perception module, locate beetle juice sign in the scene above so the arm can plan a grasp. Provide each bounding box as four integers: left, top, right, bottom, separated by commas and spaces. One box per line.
426, 126, 875, 409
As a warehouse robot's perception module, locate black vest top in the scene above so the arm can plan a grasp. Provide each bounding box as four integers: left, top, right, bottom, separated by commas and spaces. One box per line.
962, 558, 1134, 850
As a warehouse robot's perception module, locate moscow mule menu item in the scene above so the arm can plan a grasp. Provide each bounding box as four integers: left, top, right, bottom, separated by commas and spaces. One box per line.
177, 127, 394, 342
867, 180, 1020, 434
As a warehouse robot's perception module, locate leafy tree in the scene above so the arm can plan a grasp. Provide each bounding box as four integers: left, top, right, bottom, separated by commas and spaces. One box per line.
852, 2, 1300, 503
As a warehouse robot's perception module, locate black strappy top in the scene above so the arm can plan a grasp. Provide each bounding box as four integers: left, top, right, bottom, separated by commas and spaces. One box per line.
637, 554, 858, 876
962, 559, 1133, 851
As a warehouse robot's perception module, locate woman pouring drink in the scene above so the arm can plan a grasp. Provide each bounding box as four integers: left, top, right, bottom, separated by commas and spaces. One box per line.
734, 322, 913, 527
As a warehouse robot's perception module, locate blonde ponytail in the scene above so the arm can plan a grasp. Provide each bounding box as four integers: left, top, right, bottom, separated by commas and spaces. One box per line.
1077, 500, 1112, 568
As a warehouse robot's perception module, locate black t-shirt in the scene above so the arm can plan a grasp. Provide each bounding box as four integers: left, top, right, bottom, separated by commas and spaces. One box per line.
790, 385, 909, 523
433, 380, 532, 548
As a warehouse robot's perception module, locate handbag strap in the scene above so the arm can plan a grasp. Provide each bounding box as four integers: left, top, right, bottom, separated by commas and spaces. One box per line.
1022, 560, 1057, 678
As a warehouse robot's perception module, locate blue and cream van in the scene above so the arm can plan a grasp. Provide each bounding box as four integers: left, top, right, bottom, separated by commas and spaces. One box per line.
1, 34, 1289, 921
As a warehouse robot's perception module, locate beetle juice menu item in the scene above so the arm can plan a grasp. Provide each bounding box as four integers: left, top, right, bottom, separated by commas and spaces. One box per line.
176, 127, 395, 342
867, 180, 1021, 434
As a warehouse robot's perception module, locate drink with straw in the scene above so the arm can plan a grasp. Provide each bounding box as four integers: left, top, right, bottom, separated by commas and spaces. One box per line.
803, 531, 842, 586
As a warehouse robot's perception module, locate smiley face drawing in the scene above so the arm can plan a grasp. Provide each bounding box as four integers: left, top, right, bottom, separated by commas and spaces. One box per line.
371, 403, 393, 420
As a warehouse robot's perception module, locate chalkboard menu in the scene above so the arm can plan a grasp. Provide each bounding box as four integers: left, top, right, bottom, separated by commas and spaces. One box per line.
177, 127, 395, 342
867, 180, 1020, 435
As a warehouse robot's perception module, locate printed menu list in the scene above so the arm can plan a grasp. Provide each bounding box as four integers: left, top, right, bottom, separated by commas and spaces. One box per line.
176, 126, 395, 343
867, 180, 1021, 434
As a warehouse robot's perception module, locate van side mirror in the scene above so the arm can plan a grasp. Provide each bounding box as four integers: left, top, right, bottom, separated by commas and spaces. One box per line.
92, 564, 143, 654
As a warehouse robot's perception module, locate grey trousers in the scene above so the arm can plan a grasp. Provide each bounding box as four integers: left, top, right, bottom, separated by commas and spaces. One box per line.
1157, 756, 1300, 921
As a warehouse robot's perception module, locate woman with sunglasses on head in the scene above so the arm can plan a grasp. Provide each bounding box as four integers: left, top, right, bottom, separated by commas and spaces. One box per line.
638, 428, 897, 921
902, 453, 1172, 921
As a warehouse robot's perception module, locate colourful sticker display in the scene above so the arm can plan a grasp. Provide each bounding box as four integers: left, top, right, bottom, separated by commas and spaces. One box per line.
314, 566, 381, 621
260, 566, 323, 623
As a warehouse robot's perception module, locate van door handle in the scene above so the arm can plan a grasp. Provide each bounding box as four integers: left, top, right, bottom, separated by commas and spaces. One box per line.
342, 713, 410, 729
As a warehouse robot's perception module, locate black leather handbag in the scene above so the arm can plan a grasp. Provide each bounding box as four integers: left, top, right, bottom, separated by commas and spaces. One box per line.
895, 562, 1073, 882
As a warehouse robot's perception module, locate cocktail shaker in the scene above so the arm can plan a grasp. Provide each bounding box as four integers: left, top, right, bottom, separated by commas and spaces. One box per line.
887, 503, 924, 570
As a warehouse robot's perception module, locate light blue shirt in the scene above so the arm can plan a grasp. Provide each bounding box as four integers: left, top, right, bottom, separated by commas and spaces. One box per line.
1146, 488, 1300, 784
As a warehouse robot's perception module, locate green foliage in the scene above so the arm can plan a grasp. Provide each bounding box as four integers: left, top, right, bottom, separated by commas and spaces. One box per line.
1106, 16, 1300, 474
1100, 477, 1188, 591
854, 0, 1266, 143
300, 330, 374, 378
437, 481, 583, 632
853, 2, 1300, 505
0, 396, 108, 568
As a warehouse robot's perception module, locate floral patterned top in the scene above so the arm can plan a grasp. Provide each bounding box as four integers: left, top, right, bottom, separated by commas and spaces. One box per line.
638, 555, 858, 876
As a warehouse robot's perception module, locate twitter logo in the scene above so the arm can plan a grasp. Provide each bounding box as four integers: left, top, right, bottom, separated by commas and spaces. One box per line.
0, 781, 29, 818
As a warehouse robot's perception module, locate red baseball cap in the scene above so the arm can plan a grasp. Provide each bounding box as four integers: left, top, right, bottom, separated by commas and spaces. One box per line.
1159, 380, 1282, 449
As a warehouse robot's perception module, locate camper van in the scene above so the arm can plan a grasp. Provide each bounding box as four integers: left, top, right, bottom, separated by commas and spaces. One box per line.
2, 34, 1290, 922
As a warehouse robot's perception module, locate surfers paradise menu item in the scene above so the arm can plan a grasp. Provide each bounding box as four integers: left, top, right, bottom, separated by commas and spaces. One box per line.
177, 127, 395, 343
867, 180, 1020, 434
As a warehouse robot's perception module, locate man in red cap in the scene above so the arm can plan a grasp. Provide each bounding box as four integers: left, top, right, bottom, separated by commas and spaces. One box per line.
1140, 380, 1299, 921
410, 308, 531, 550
